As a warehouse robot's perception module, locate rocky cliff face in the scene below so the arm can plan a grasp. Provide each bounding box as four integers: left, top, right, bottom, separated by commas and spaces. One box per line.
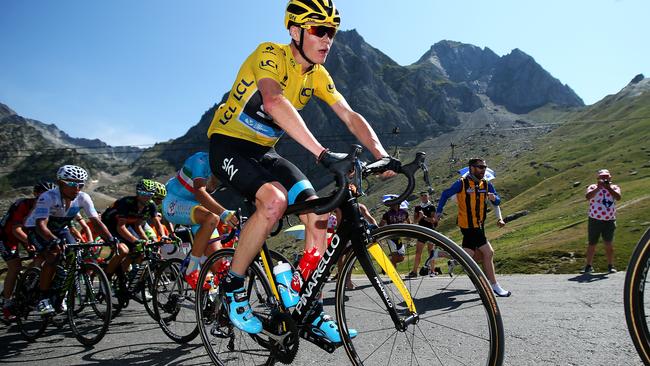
0, 103, 142, 189
487, 49, 584, 113
418, 41, 584, 113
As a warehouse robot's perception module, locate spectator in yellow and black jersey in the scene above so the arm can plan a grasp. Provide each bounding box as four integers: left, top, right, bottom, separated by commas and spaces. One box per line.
434, 158, 510, 297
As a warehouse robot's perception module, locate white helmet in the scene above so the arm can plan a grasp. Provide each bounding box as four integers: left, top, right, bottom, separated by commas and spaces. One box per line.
57, 165, 89, 181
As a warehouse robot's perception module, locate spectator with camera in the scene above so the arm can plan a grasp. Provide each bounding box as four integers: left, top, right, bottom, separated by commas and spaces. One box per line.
582, 169, 622, 274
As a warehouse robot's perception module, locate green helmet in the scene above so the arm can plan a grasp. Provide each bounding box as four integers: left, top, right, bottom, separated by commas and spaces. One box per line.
153, 181, 167, 200
136, 179, 156, 195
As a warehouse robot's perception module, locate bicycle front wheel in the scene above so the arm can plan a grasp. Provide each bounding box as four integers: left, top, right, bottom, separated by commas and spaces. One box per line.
336, 224, 504, 366
15, 267, 48, 341
68, 262, 112, 346
624, 227, 650, 365
153, 258, 198, 343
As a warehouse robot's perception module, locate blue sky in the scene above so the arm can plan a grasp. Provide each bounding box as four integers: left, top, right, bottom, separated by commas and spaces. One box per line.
1, 0, 647, 146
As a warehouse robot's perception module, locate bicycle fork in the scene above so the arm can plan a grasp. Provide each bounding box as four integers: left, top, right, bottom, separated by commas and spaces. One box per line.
353, 242, 419, 331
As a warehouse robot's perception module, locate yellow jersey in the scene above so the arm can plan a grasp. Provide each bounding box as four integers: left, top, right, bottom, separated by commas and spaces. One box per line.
207, 42, 343, 147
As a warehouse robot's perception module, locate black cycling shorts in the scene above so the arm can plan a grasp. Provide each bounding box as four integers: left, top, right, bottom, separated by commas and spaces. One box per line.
460, 227, 489, 250
209, 134, 316, 204
29, 228, 76, 252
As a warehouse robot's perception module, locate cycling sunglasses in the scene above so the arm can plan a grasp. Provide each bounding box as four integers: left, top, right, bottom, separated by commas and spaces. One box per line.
137, 190, 154, 197
61, 180, 85, 189
302, 25, 337, 39
472, 165, 488, 170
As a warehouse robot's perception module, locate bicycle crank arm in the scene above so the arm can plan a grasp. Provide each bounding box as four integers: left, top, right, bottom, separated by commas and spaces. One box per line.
298, 328, 339, 353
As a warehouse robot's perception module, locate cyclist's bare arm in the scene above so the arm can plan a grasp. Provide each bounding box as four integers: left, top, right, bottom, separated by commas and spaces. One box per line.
359, 203, 377, 226
330, 98, 388, 160
36, 218, 57, 241
75, 214, 93, 241
117, 217, 139, 243
150, 215, 166, 240
88, 216, 114, 242
11, 223, 29, 245
259, 77, 325, 157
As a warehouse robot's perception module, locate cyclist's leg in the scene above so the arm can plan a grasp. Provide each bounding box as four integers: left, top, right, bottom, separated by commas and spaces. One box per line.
412, 240, 425, 274
33, 230, 67, 314
210, 135, 288, 334
103, 228, 130, 277
1, 241, 21, 300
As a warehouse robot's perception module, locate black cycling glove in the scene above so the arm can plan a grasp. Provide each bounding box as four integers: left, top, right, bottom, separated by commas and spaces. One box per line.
318, 149, 348, 169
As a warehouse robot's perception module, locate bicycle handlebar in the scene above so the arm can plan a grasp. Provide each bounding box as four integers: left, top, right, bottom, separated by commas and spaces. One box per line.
365, 151, 428, 207
283, 146, 428, 217
285, 145, 363, 216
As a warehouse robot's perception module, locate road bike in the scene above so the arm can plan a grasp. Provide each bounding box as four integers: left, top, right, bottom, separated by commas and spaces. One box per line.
624, 227, 650, 365
195, 146, 505, 365
108, 239, 174, 319
15, 241, 112, 346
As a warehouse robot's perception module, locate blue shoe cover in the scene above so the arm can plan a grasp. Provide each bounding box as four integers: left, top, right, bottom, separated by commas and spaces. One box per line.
225, 288, 263, 334
311, 312, 357, 343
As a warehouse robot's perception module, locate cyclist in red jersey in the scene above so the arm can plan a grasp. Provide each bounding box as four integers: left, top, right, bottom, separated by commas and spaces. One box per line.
0, 181, 53, 321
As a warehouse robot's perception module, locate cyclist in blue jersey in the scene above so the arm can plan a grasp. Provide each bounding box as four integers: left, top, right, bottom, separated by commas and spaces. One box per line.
25, 165, 118, 314
163, 152, 239, 290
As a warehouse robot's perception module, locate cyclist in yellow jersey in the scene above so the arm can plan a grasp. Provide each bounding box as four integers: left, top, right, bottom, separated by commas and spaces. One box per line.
207, 0, 399, 340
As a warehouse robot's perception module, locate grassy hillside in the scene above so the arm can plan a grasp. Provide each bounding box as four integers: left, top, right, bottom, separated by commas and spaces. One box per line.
487, 92, 650, 273
269, 90, 650, 274
422, 92, 650, 273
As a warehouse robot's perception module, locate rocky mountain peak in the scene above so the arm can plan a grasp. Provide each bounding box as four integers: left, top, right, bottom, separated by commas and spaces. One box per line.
608, 74, 650, 101
486, 48, 584, 113
416, 40, 500, 84
0, 103, 17, 120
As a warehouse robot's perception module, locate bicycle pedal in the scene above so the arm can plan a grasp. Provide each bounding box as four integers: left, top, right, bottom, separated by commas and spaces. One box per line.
298, 328, 338, 353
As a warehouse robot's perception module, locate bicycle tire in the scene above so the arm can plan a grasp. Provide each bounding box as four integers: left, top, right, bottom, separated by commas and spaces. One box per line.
109, 269, 128, 318
336, 224, 504, 366
15, 267, 48, 341
68, 262, 112, 346
624, 227, 650, 365
0, 267, 8, 326
195, 248, 277, 366
140, 265, 157, 320
153, 257, 199, 343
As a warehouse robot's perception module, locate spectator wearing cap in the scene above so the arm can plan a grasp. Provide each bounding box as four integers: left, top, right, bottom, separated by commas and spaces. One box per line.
582, 169, 622, 274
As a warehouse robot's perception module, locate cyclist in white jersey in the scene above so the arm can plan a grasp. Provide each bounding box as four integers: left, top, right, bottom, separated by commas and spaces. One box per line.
25, 165, 117, 314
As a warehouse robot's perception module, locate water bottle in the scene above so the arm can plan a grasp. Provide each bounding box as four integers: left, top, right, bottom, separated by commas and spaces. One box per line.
290, 247, 322, 293
273, 261, 299, 307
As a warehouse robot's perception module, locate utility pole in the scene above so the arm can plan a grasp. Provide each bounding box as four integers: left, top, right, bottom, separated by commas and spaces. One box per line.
392, 126, 400, 159
449, 142, 456, 175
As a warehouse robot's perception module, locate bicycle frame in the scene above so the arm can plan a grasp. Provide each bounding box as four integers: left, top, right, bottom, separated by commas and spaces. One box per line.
260, 189, 417, 332
55, 243, 108, 309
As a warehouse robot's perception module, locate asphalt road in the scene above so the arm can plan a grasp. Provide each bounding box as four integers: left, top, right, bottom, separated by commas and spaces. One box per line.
0, 272, 643, 365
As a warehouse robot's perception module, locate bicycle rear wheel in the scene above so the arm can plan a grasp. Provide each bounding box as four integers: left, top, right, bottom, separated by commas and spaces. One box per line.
15, 267, 48, 341
624, 227, 650, 365
68, 262, 112, 346
196, 248, 277, 366
0, 267, 8, 326
153, 258, 198, 343
336, 224, 504, 366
